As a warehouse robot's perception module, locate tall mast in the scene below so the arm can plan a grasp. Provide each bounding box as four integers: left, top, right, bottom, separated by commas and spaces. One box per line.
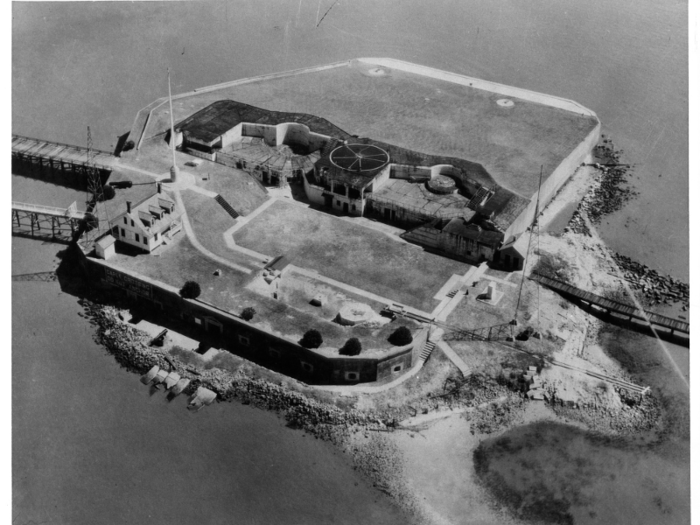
168, 67, 179, 182
513, 165, 543, 324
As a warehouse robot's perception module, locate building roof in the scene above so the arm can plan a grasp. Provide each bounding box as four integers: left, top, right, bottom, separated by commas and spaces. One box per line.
500, 232, 530, 257
441, 217, 504, 246
95, 234, 116, 249
114, 192, 181, 238
175, 100, 352, 145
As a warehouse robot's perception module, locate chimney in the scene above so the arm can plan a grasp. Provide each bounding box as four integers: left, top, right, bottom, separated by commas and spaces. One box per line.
157, 182, 162, 194
126, 201, 132, 214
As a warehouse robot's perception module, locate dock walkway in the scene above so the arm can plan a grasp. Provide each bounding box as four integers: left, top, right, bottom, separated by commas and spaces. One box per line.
531, 273, 689, 335
12, 134, 116, 171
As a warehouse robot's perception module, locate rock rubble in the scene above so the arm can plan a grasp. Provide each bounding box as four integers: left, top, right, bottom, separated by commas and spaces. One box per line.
612, 253, 690, 309
566, 137, 638, 235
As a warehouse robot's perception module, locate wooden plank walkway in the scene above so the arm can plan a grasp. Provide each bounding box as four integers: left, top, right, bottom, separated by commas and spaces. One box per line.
531, 273, 689, 335
12, 201, 88, 220
12, 134, 116, 171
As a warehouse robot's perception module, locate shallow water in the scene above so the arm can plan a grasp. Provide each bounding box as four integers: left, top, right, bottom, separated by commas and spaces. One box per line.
476, 421, 690, 525
12, 236, 408, 525
12, 2, 689, 523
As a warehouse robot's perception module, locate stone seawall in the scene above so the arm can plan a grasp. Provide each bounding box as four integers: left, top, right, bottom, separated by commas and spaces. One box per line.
86, 256, 417, 385
505, 119, 601, 241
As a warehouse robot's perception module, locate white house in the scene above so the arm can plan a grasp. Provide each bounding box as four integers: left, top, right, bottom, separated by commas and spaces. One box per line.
112, 190, 182, 253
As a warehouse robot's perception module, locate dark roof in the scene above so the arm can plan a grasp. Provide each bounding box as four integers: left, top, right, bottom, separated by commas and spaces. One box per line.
175, 100, 353, 145
441, 218, 503, 246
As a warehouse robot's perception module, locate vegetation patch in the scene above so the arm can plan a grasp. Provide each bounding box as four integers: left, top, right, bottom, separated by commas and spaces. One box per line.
531, 252, 571, 283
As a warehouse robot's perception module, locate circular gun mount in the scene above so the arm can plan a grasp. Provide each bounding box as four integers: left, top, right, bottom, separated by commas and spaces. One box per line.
329, 144, 390, 172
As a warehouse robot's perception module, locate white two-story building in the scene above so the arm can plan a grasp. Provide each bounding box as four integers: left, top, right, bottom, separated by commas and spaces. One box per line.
112, 190, 182, 253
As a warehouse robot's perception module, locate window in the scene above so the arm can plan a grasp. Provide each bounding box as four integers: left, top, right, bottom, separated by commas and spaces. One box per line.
135, 233, 140, 242
351, 204, 356, 211
143, 237, 148, 245
155, 233, 159, 240
194, 317, 202, 326
131, 219, 134, 227
120, 228, 125, 237
269, 348, 281, 359
123, 217, 127, 225
393, 365, 403, 373
300, 362, 314, 373
238, 335, 250, 346
344, 371, 359, 381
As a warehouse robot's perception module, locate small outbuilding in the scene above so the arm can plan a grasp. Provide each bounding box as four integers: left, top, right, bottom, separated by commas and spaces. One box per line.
95, 234, 116, 260
497, 233, 528, 271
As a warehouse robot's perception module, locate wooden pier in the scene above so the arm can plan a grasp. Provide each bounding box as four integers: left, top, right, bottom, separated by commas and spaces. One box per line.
531, 273, 689, 335
12, 134, 116, 178
12, 201, 90, 242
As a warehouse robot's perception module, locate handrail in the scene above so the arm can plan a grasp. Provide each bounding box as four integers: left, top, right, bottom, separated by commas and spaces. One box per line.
12, 201, 87, 219
12, 134, 114, 156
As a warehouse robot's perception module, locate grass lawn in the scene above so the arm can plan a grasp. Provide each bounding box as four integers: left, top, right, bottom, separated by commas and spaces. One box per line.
108, 233, 419, 352
179, 189, 259, 270
234, 200, 471, 312
144, 62, 597, 198
196, 168, 268, 217
111, 235, 252, 293
446, 279, 524, 331
121, 140, 269, 216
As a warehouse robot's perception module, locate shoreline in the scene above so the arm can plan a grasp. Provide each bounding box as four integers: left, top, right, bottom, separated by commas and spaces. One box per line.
78, 279, 679, 525
13, 128, 688, 525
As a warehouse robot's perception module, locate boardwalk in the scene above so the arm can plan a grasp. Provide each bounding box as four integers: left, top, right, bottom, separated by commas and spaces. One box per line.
12, 134, 116, 172
12, 201, 89, 242
531, 273, 689, 335
12, 201, 88, 220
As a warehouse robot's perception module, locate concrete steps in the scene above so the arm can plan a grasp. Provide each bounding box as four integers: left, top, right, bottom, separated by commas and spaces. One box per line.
419, 341, 436, 362
468, 186, 490, 209
214, 194, 240, 219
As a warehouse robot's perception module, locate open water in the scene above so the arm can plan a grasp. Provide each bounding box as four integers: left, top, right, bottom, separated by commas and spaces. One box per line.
12, 1, 689, 524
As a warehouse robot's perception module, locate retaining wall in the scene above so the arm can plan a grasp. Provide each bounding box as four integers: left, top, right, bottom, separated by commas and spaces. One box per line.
86, 257, 417, 385
504, 120, 601, 241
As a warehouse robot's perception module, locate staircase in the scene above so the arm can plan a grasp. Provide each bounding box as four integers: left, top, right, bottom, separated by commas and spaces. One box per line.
468, 186, 491, 209
419, 340, 436, 362
446, 288, 459, 298
214, 194, 240, 219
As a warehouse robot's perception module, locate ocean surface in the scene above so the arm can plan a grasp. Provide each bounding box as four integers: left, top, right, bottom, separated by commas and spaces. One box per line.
12, 1, 689, 524
12, 0, 688, 280
12, 233, 407, 525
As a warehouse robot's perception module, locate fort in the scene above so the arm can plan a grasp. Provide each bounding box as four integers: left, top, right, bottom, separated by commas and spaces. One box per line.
17, 58, 663, 388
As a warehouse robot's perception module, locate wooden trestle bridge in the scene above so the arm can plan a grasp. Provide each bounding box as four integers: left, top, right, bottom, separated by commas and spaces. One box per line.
531, 273, 689, 336
12, 134, 116, 176
12, 201, 91, 242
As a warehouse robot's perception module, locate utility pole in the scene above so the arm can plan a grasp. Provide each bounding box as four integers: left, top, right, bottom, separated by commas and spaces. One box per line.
82, 126, 111, 249
168, 67, 179, 182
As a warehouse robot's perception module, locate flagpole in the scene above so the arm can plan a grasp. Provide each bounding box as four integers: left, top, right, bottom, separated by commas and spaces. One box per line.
168, 67, 179, 182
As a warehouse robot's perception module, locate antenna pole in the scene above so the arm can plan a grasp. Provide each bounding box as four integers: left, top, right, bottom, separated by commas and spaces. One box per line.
513, 165, 543, 323
168, 68, 179, 181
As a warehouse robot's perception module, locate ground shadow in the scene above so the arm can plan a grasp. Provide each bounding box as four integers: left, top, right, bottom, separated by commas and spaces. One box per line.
561, 295, 689, 348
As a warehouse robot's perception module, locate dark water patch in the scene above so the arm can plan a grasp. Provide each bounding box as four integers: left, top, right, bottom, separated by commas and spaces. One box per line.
597, 324, 689, 443
474, 420, 689, 525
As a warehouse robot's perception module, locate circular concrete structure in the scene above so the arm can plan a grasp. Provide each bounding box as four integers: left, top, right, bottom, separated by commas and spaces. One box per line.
497, 98, 515, 107
427, 174, 458, 194
335, 302, 375, 326
367, 67, 388, 77
329, 144, 390, 172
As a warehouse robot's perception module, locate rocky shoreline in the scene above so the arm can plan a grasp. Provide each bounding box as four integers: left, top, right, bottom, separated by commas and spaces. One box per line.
81, 292, 674, 525
566, 137, 638, 236
611, 253, 690, 309
563, 137, 689, 311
